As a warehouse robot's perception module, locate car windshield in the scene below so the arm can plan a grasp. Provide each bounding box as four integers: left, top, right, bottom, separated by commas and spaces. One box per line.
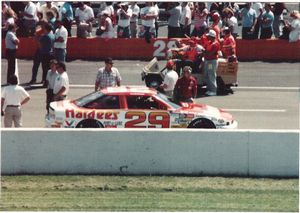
74, 91, 104, 107
156, 92, 181, 109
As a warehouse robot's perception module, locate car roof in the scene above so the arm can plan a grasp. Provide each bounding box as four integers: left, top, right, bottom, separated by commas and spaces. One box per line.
101, 86, 157, 96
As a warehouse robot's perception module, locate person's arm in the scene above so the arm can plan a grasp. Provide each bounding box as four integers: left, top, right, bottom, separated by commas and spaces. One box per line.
54, 87, 66, 98
21, 96, 30, 105
55, 30, 67, 42
120, 9, 131, 19
193, 80, 197, 98
95, 81, 99, 91
116, 70, 121, 87
1, 97, 5, 115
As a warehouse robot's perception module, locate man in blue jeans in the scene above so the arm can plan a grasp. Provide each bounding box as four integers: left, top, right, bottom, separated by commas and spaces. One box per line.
29, 23, 55, 86
239, 3, 257, 40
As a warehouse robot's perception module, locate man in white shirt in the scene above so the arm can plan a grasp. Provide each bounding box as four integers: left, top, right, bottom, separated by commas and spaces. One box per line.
75, 2, 95, 38
160, 60, 179, 97
223, 8, 239, 38
1, 75, 30, 127
180, 2, 192, 37
46, 59, 58, 114
54, 20, 68, 62
140, 3, 158, 41
129, 2, 140, 38
117, 3, 132, 38
53, 62, 69, 101
21, 1, 38, 36
38, 1, 58, 22
252, 2, 264, 39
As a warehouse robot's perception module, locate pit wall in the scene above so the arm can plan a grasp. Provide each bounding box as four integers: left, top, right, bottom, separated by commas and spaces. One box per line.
2, 38, 300, 61
1, 129, 299, 177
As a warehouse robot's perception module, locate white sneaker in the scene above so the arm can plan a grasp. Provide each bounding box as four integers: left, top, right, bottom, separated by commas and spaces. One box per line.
206, 91, 217, 96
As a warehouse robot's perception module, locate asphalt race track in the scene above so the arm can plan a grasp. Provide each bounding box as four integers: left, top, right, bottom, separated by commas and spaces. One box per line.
1, 59, 299, 129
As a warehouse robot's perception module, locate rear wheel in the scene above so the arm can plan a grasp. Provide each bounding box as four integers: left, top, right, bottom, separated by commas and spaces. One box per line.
188, 118, 216, 129
76, 119, 104, 128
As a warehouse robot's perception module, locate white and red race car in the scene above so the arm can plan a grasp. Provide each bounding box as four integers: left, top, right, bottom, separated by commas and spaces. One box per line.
46, 86, 237, 129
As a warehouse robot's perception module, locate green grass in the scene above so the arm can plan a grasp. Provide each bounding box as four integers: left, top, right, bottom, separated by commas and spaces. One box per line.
1, 176, 298, 211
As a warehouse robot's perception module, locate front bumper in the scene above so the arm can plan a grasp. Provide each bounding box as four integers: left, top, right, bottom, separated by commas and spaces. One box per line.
45, 115, 62, 128
220, 120, 238, 129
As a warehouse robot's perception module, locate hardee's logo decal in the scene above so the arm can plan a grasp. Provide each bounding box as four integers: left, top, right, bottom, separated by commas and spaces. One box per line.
66, 109, 119, 120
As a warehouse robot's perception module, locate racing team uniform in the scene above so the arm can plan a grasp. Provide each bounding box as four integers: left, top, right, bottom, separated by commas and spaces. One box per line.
221, 34, 237, 60
174, 75, 197, 103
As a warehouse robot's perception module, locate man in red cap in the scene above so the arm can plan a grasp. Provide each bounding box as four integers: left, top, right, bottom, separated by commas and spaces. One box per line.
160, 60, 178, 97
221, 27, 236, 60
210, 12, 221, 40
173, 66, 197, 103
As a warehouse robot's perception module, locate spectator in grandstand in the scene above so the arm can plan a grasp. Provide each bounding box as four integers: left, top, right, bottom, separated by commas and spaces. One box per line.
38, 1, 58, 22
252, 2, 263, 39
210, 12, 221, 40
5, 24, 19, 84
203, 30, 220, 96
19, 1, 38, 37
46, 10, 56, 32
29, 23, 55, 86
223, 8, 238, 38
1, 75, 30, 128
53, 62, 69, 101
159, 60, 178, 97
59, 1, 73, 37
45, 59, 58, 114
221, 27, 237, 61
140, 2, 158, 42
129, 2, 140, 38
239, 3, 257, 40
260, 3, 274, 39
97, 10, 114, 38
285, 10, 300, 42
95, 58, 122, 91
192, 2, 209, 37
163, 2, 181, 38
272, 3, 287, 38
2, 8, 17, 38
117, 3, 132, 38
180, 2, 192, 37
54, 19, 67, 62
75, 2, 94, 38
173, 66, 197, 103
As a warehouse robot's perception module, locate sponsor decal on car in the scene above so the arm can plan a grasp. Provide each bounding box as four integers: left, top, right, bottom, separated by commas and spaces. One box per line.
65, 109, 119, 120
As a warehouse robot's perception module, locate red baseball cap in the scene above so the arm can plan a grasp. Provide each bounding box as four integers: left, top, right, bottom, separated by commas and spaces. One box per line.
211, 12, 220, 21
166, 60, 175, 69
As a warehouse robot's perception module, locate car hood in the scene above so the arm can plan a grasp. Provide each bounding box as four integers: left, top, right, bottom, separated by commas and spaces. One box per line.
176, 103, 223, 118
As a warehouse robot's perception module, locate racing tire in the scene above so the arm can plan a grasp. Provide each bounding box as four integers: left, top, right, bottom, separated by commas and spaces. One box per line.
187, 118, 216, 129
76, 119, 104, 128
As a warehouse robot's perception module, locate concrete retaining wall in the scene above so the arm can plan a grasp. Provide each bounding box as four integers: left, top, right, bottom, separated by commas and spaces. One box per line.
1, 129, 299, 177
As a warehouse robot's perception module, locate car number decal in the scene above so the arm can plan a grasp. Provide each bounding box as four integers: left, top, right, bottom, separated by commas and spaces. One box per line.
125, 111, 170, 128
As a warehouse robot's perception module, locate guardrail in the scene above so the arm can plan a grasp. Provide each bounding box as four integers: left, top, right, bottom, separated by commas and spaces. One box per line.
2, 38, 300, 61
1, 129, 299, 177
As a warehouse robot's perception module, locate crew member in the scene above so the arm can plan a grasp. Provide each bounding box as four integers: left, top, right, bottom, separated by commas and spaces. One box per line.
160, 60, 178, 97
173, 66, 197, 103
45, 59, 58, 114
210, 12, 221, 40
54, 19, 68, 62
1, 75, 30, 128
53, 62, 69, 101
95, 58, 122, 91
221, 27, 237, 61
203, 29, 220, 96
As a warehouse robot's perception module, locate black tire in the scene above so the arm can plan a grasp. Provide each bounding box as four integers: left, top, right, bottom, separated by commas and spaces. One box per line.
188, 118, 216, 129
76, 119, 104, 128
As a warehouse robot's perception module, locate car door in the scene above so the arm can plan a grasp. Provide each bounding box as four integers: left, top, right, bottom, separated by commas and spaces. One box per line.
124, 95, 171, 128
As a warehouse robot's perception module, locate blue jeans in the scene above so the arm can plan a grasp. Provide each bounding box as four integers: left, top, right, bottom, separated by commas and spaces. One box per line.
54, 48, 66, 62
204, 59, 218, 93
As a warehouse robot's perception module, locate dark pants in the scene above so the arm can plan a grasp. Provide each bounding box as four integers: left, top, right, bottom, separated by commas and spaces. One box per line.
168, 26, 181, 38
62, 18, 72, 37
242, 27, 255, 40
254, 22, 260, 39
6, 49, 16, 83
260, 27, 273, 39
180, 24, 191, 37
143, 26, 155, 43
155, 21, 158, 38
191, 26, 207, 37
46, 89, 54, 113
54, 48, 66, 62
117, 26, 130, 38
31, 50, 52, 83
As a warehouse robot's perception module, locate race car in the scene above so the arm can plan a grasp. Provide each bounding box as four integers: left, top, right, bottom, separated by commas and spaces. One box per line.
46, 86, 237, 129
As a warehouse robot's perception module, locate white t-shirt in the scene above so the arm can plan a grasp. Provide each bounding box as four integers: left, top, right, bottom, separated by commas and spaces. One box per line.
75, 5, 94, 22
227, 16, 238, 34
163, 70, 179, 92
130, 4, 140, 23
46, 70, 59, 89
100, 17, 114, 38
53, 72, 69, 95
140, 6, 157, 28
117, 8, 132, 27
54, 26, 68, 49
39, 3, 58, 21
194, 8, 209, 28
24, 2, 38, 21
252, 3, 263, 17
1, 85, 30, 106
180, 5, 192, 25
289, 19, 300, 42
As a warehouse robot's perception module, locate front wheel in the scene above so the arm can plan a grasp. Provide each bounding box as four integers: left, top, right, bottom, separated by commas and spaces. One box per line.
188, 118, 216, 129
76, 119, 104, 128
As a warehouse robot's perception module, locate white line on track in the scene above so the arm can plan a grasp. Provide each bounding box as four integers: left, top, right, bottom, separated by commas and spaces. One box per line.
68, 84, 300, 91
223, 109, 287, 112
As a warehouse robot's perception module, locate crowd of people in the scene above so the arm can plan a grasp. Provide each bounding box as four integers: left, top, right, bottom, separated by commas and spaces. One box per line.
2, 2, 300, 42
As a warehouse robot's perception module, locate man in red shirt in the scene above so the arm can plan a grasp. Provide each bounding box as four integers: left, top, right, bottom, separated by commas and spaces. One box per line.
203, 29, 220, 96
221, 27, 236, 60
210, 12, 221, 40
173, 66, 197, 103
